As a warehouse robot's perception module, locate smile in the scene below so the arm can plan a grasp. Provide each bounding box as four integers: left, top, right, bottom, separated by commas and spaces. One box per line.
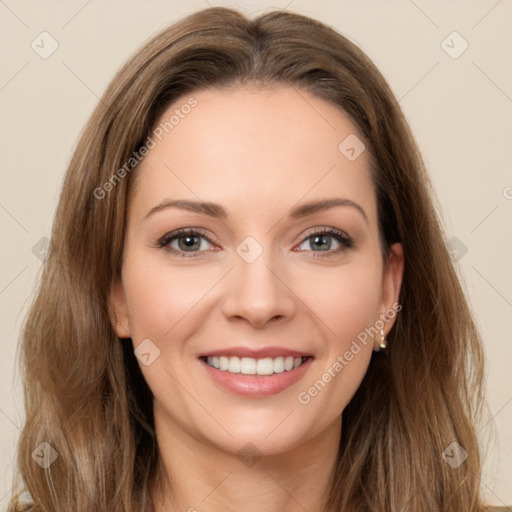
199, 350, 314, 398
204, 355, 308, 375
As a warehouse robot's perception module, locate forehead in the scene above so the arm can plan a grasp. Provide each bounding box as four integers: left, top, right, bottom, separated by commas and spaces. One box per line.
130, 85, 377, 223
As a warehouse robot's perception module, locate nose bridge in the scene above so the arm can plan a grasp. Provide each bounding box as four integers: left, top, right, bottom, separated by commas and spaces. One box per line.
222, 235, 296, 326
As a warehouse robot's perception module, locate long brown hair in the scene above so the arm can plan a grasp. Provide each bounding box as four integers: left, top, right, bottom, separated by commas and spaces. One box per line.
9, 7, 489, 511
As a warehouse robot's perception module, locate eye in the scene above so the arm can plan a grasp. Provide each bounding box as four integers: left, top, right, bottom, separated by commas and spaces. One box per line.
156, 227, 353, 259
156, 228, 216, 257
295, 227, 353, 258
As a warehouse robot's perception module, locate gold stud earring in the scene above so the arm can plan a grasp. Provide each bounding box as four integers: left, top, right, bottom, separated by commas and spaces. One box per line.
377, 329, 388, 351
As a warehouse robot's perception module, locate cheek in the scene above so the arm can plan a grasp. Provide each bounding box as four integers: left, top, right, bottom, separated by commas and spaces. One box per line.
121, 251, 216, 342
293, 265, 380, 416
123, 248, 383, 347
290, 258, 383, 347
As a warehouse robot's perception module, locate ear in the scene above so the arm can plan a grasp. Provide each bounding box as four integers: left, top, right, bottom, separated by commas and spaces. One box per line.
380, 242, 404, 335
108, 277, 131, 338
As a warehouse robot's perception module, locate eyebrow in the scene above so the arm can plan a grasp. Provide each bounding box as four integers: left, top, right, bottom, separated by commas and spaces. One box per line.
144, 197, 368, 224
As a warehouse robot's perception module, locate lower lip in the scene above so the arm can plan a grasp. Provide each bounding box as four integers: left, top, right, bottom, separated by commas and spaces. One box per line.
200, 357, 314, 398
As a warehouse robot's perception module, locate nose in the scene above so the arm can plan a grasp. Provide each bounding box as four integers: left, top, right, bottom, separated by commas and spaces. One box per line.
221, 250, 296, 328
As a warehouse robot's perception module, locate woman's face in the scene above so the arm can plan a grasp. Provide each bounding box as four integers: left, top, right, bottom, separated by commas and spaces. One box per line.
111, 85, 403, 456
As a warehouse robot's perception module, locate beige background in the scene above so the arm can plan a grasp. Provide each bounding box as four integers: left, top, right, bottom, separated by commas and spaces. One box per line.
1, 0, 511, 507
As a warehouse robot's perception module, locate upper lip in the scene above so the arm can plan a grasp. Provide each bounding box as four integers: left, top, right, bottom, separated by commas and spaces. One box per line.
199, 346, 312, 359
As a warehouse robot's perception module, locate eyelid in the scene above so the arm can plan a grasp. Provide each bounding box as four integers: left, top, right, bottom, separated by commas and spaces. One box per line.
156, 226, 353, 257
298, 225, 350, 241
158, 227, 215, 239
156, 228, 219, 256
293, 226, 353, 257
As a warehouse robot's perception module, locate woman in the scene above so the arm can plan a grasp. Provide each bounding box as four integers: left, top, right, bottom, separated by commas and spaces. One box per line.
8, 6, 502, 512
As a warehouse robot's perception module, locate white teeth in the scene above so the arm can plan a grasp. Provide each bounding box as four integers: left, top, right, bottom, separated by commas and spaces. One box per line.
284, 356, 294, 371
240, 357, 256, 375
228, 357, 241, 373
205, 355, 307, 375
273, 356, 285, 373
256, 357, 274, 375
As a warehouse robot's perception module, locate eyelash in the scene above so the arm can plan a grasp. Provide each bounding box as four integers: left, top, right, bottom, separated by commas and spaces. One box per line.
156, 227, 353, 259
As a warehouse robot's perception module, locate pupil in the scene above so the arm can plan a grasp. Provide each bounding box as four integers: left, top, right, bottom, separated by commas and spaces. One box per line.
313, 235, 330, 251
180, 236, 199, 250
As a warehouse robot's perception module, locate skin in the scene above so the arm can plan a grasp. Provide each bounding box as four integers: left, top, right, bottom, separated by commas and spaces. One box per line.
110, 85, 404, 512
